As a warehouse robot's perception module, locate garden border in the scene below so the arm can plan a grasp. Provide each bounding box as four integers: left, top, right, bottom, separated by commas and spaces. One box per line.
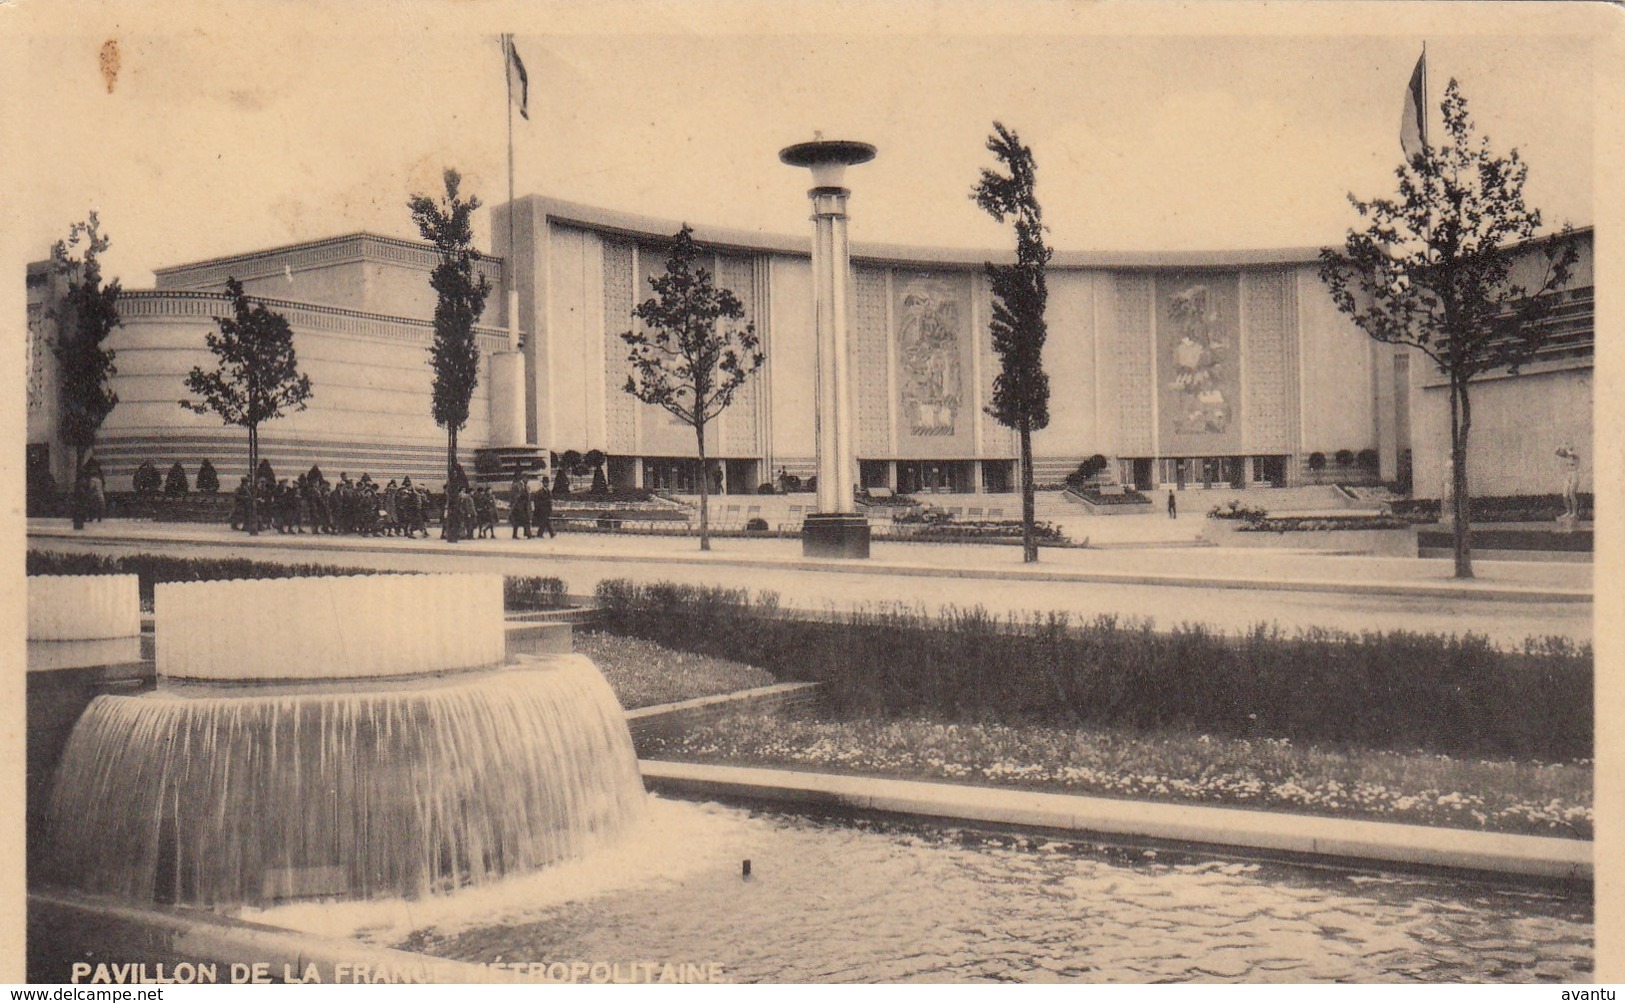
638, 760, 1592, 884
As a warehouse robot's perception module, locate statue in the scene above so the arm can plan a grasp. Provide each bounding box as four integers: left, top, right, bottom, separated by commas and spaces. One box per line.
1555, 445, 1580, 531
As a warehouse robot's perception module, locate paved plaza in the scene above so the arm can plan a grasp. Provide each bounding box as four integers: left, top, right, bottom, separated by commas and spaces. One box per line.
28, 517, 1591, 647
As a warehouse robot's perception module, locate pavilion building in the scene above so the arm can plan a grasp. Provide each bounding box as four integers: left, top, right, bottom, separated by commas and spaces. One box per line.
25, 196, 1593, 505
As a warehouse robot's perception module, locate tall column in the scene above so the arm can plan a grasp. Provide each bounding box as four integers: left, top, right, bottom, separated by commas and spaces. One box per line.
810, 187, 858, 513
781, 138, 877, 558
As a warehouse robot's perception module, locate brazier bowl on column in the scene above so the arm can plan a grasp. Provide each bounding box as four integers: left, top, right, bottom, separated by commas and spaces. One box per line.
780, 138, 877, 560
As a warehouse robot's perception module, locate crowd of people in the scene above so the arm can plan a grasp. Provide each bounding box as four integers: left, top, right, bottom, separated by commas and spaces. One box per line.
228, 465, 558, 543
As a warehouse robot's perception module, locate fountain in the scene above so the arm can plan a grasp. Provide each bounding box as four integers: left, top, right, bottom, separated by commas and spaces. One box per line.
43, 573, 646, 907
27, 574, 144, 672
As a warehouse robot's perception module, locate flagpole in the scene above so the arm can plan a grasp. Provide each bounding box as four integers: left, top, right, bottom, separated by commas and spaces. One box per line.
505, 34, 520, 354
1417, 40, 1430, 147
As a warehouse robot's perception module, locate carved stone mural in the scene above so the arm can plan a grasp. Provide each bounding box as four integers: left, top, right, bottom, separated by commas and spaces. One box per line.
1157, 273, 1241, 455
895, 274, 968, 440
27, 302, 48, 417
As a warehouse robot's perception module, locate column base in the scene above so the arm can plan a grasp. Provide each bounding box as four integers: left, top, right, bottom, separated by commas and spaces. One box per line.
801, 512, 871, 559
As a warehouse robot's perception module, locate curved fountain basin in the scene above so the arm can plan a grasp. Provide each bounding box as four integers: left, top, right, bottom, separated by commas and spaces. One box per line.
28, 575, 141, 641
153, 573, 505, 681
45, 653, 646, 906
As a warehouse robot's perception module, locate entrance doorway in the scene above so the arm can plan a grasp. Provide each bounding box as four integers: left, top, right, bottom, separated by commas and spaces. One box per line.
724, 459, 759, 495
1131, 458, 1153, 492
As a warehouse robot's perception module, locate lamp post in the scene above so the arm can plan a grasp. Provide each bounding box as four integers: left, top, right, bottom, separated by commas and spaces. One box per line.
780, 137, 876, 558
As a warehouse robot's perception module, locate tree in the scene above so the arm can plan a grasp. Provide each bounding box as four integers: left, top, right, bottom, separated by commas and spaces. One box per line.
196, 459, 220, 494
164, 462, 190, 497
1319, 80, 1578, 578
585, 449, 609, 495
409, 169, 492, 484
621, 224, 763, 551
971, 122, 1053, 563
49, 213, 122, 522
180, 278, 313, 535
132, 461, 161, 498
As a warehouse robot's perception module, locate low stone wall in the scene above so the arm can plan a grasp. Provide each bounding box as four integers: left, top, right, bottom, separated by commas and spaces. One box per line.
626, 682, 822, 749
505, 621, 573, 657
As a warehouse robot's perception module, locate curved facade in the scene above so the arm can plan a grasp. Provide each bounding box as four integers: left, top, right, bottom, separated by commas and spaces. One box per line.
26, 197, 1593, 500
494, 196, 1593, 498
29, 234, 510, 490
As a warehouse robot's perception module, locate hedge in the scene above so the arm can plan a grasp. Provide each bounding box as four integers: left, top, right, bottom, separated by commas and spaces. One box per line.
27, 551, 570, 611
504, 575, 571, 610
592, 579, 1591, 761
1391, 493, 1596, 524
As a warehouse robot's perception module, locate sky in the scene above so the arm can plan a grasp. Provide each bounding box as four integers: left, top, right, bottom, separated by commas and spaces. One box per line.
0, 2, 1603, 288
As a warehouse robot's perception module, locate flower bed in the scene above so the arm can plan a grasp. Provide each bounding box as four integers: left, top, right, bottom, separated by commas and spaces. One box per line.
594, 579, 1591, 761
1207, 499, 1268, 522
886, 519, 1069, 544
641, 711, 1593, 840
1241, 515, 1410, 532
1072, 487, 1152, 506
857, 493, 921, 507
576, 631, 777, 709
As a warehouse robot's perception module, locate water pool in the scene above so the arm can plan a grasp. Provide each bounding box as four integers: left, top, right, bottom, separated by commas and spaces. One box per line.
261, 798, 1592, 984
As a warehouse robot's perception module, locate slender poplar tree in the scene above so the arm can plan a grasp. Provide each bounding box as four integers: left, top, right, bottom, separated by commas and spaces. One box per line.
972, 122, 1053, 563
410, 169, 492, 483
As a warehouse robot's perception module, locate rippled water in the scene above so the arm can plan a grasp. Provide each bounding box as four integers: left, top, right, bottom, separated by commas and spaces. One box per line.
345, 799, 1591, 984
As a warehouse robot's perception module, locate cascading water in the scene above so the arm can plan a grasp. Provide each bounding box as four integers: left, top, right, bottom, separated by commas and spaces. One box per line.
43, 575, 647, 907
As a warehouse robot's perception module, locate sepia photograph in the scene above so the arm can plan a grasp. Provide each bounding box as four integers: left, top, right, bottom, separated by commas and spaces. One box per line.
4, 0, 1618, 986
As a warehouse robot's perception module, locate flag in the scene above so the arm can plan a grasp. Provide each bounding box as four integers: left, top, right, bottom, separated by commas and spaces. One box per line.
1400, 50, 1427, 160
506, 35, 529, 121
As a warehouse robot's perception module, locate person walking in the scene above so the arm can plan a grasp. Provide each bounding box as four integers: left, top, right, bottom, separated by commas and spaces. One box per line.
443, 484, 461, 542
229, 476, 250, 531
533, 481, 557, 539
510, 475, 533, 539
1167, 490, 1178, 519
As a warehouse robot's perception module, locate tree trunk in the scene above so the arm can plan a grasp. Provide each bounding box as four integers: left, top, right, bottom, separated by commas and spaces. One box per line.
448, 427, 458, 485
1019, 419, 1037, 563
1449, 375, 1473, 579
246, 423, 259, 536
72, 444, 87, 530
696, 423, 711, 552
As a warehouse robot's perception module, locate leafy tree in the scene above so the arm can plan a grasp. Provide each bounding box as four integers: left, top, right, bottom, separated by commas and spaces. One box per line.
49, 213, 123, 518
409, 169, 492, 483
179, 278, 313, 535
196, 458, 220, 494
621, 224, 763, 551
1319, 80, 1577, 578
971, 122, 1053, 563
164, 462, 190, 497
